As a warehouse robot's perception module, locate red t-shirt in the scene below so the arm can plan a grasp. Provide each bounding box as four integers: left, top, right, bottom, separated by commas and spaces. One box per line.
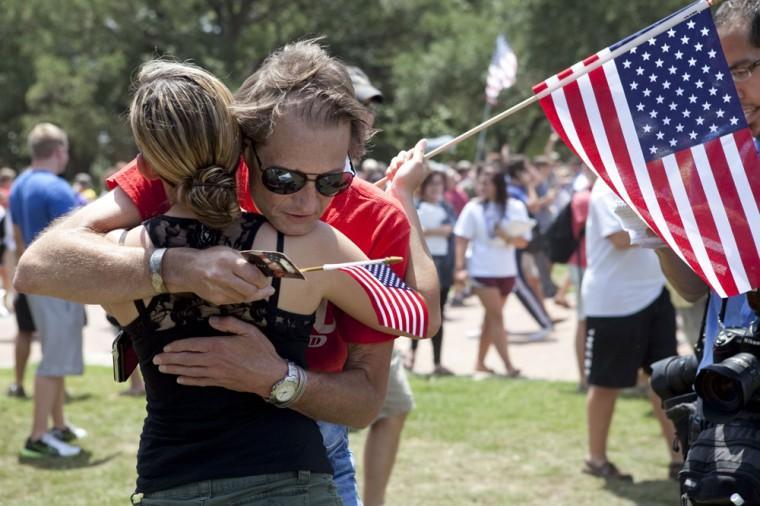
107, 159, 410, 373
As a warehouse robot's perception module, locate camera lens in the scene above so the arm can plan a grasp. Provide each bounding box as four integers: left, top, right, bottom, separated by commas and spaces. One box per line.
651, 354, 699, 401
695, 353, 760, 421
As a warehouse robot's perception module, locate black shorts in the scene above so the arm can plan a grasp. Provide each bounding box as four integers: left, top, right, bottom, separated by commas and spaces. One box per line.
14, 293, 36, 333
585, 288, 676, 389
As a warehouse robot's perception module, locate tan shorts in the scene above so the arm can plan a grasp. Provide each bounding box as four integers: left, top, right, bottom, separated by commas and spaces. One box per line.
377, 348, 414, 420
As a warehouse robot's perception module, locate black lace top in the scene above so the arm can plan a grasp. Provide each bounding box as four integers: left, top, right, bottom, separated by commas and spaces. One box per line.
123, 213, 331, 494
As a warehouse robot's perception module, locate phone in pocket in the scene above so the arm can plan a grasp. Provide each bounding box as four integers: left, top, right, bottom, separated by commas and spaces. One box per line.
112, 330, 138, 382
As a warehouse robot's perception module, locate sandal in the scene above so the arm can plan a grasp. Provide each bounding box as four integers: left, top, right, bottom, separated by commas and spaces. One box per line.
582, 460, 633, 482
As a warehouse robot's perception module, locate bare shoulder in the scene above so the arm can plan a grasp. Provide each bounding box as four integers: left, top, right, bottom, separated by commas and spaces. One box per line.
286, 221, 367, 266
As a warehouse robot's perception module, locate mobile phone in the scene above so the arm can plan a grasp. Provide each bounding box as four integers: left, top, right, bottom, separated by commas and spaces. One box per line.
112, 330, 138, 382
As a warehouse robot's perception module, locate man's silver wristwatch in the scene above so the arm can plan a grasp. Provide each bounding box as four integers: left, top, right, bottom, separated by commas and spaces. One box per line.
266, 361, 307, 408
148, 247, 168, 294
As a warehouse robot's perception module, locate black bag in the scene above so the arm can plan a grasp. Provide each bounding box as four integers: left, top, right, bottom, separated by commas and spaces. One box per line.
680, 421, 760, 505
545, 202, 582, 264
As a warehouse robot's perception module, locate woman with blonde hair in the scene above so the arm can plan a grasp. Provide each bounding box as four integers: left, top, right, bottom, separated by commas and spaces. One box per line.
104, 60, 438, 505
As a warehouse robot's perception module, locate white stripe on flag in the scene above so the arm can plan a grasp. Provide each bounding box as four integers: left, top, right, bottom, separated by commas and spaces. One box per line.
721, 135, 760, 259
395, 288, 416, 336
691, 144, 750, 293
398, 287, 426, 337
661, 154, 726, 297
602, 59, 684, 260
547, 67, 596, 171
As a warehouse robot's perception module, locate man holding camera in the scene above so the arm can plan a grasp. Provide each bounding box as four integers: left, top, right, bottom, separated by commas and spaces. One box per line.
656, 0, 760, 375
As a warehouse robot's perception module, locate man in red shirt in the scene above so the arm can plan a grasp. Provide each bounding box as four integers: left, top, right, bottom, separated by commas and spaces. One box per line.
14, 41, 438, 504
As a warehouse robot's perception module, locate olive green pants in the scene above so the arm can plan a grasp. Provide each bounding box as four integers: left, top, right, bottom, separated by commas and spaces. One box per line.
131, 471, 341, 506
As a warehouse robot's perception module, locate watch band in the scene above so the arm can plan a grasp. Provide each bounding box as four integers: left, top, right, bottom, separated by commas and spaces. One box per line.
149, 247, 168, 294
267, 361, 308, 408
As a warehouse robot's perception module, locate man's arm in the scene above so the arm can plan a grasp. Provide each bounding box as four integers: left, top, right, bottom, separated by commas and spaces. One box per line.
655, 247, 709, 302
153, 316, 391, 428
14, 187, 272, 305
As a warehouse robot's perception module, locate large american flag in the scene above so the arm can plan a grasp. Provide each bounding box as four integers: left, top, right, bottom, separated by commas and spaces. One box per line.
533, 2, 760, 297
339, 263, 428, 338
486, 35, 518, 105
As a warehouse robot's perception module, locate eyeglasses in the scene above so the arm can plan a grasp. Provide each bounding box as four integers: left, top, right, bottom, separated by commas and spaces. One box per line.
250, 144, 354, 197
730, 58, 760, 82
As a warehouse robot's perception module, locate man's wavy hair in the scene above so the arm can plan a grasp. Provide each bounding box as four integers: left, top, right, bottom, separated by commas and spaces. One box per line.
232, 40, 375, 159
715, 0, 760, 47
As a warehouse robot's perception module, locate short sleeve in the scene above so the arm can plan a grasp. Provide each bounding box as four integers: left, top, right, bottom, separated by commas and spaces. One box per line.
597, 188, 625, 238
454, 203, 477, 239
106, 159, 170, 220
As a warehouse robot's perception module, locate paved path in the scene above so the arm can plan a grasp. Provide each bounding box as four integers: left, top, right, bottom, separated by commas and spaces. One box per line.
0, 294, 584, 383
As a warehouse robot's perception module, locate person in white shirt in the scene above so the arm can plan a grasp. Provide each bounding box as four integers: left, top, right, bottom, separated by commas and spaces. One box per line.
580, 178, 681, 481
454, 165, 531, 377
408, 170, 455, 374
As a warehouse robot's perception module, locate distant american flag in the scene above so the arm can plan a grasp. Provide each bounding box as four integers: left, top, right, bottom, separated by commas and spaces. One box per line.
533, 2, 760, 297
486, 35, 518, 105
340, 263, 428, 338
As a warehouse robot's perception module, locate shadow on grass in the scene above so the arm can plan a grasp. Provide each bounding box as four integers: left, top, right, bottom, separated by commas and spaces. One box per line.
18, 450, 120, 470
603, 478, 679, 506
64, 392, 94, 404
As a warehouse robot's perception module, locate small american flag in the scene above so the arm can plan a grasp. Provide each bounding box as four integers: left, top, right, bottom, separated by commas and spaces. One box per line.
486, 35, 518, 105
340, 263, 428, 338
533, 2, 760, 297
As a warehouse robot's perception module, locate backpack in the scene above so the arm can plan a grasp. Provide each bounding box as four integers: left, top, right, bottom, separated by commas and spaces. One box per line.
545, 202, 582, 264
680, 420, 760, 505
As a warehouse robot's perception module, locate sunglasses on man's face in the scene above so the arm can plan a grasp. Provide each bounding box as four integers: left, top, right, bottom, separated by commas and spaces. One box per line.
251, 145, 354, 197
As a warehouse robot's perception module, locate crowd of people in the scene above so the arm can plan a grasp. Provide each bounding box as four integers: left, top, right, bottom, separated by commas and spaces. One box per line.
3, 0, 760, 503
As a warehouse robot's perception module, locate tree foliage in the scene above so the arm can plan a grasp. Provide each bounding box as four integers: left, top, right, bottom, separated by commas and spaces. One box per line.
0, 0, 707, 180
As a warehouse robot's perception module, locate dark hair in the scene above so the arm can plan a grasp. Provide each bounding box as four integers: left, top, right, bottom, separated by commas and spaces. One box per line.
505, 155, 528, 180
715, 0, 760, 47
478, 166, 509, 231
420, 170, 446, 201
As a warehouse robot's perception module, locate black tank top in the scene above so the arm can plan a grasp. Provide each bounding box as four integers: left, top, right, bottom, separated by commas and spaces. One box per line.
123, 213, 331, 494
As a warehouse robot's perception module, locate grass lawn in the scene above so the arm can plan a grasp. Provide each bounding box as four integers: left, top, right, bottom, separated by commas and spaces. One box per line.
0, 367, 679, 505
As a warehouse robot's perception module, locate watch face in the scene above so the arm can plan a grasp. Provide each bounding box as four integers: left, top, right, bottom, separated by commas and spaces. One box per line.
275, 382, 297, 402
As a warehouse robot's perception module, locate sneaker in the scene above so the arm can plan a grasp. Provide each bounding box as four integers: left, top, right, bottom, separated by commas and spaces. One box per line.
527, 328, 552, 342
49, 425, 88, 442
20, 433, 81, 458
7, 384, 27, 399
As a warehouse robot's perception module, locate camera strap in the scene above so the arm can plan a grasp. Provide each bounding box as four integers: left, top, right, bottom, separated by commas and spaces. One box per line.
693, 293, 714, 362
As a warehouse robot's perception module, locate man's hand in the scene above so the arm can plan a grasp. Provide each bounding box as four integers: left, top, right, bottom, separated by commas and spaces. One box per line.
152, 316, 286, 396
164, 247, 275, 306
384, 138, 429, 197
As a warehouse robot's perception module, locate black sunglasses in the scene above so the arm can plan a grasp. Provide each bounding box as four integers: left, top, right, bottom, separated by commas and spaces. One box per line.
250, 144, 355, 197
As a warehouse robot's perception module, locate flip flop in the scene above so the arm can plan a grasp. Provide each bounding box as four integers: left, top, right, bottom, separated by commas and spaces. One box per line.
582, 460, 633, 482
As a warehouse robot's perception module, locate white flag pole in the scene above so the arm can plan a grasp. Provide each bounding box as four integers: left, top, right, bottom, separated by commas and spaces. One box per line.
300, 256, 403, 274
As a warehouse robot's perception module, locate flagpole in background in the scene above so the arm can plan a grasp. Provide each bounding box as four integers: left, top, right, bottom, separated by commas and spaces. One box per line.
424, 0, 711, 161
474, 102, 492, 161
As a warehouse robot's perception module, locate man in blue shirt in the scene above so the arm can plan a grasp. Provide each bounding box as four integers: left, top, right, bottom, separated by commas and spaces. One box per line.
10, 123, 86, 459
656, 1, 760, 367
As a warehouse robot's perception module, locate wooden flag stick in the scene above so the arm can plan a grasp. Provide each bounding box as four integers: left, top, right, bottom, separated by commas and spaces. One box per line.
300, 256, 403, 274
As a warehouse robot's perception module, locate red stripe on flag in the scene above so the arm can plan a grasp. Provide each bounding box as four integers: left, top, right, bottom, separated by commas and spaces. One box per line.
532, 81, 549, 94
562, 80, 612, 186
673, 149, 738, 295
583, 54, 600, 66
704, 138, 760, 284
734, 129, 760, 207
557, 67, 574, 81
645, 158, 710, 282
537, 96, 585, 163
